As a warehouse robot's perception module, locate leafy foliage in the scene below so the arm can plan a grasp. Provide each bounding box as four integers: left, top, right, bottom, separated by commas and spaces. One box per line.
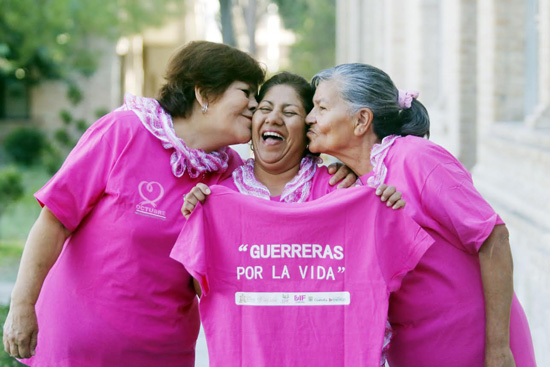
3, 127, 48, 166
0, 0, 182, 83
273, 0, 336, 80
0, 166, 24, 218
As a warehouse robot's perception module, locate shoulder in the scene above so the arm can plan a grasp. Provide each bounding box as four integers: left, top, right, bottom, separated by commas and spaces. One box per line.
394, 136, 455, 160
388, 135, 461, 171
83, 110, 144, 144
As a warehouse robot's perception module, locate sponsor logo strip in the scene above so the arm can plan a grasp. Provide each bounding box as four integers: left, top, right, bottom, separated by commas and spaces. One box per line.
235, 291, 350, 306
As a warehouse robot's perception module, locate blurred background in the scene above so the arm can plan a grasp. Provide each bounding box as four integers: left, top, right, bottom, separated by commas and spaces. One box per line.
0, 0, 548, 366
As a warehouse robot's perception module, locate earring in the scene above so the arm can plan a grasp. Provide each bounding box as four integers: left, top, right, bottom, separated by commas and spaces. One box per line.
201, 103, 208, 113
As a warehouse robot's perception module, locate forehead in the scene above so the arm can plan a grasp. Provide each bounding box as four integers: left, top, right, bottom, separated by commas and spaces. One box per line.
262, 85, 302, 106
314, 79, 341, 102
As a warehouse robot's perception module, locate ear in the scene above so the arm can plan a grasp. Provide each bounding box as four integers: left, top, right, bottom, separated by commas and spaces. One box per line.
353, 108, 373, 137
194, 86, 208, 107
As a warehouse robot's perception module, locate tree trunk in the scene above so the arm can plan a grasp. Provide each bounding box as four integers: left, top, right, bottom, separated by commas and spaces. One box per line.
245, 0, 257, 56
219, 0, 236, 46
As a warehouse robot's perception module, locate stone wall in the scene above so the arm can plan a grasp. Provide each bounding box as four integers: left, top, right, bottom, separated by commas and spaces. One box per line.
336, 0, 550, 364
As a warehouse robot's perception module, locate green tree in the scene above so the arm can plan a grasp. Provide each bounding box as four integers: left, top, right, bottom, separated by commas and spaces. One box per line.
0, 0, 181, 83
0, 167, 24, 238
273, 0, 335, 80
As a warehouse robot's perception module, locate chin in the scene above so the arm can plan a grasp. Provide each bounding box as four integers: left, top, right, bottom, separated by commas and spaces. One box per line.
308, 144, 321, 154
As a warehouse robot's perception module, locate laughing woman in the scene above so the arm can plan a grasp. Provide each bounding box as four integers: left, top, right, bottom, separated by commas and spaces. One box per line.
179, 72, 404, 366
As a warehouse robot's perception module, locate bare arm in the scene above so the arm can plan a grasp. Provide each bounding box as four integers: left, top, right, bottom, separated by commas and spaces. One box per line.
478, 224, 515, 367
3, 206, 70, 359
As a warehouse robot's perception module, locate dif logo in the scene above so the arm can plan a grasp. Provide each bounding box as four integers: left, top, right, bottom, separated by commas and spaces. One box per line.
294, 294, 306, 303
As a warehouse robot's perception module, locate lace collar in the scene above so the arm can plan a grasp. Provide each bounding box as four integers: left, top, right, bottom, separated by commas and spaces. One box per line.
366, 135, 400, 188
116, 93, 229, 178
233, 155, 322, 203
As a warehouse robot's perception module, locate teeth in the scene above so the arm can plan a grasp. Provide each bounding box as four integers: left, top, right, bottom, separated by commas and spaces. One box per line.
262, 132, 284, 140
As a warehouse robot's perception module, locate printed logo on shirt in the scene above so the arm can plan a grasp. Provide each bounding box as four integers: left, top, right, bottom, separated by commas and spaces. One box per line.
235, 292, 350, 306
135, 181, 167, 220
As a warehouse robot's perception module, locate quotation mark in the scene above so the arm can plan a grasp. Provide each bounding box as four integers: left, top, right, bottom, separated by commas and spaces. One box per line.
337, 267, 346, 273
239, 244, 249, 252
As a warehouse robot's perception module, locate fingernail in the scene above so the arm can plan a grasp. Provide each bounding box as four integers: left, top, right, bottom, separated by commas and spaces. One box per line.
376, 189, 381, 195
206, 189, 211, 194
387, 201, 392, 206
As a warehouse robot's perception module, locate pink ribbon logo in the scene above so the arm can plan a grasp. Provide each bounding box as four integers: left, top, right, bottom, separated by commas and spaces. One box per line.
138, 181, 164, 208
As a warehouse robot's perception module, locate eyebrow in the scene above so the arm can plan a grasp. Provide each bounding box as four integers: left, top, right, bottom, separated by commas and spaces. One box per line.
260, 100, 300, 109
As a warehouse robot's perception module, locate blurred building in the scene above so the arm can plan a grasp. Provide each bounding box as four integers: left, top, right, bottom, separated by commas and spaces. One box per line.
337, 0, 549, 363
0, 0, 292, 159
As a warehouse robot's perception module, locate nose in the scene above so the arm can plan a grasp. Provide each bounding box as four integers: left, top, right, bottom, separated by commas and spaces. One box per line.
305, 110, 316, 125
248, 95, 258, 111
265, 110, 283, 125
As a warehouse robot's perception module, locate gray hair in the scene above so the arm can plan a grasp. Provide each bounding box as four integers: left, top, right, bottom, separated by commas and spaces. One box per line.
311, 63, 430, 139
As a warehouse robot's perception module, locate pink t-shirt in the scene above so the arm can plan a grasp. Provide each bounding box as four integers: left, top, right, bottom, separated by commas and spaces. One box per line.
171, 186, 433, 367
363, 136, 536, 367
23, 110, 242, 367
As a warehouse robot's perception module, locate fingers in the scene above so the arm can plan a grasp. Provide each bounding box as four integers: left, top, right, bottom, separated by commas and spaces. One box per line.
181, 184, 211, 219
16, 335, 31, 359
375, 183, 388, 196
327, 162, 341, 176
7, 343, 19, 359
194, 183, 211, 199
181, 198, 196, 219
329, 164, 352, 186
392, 199, 406, 210
337, 172, 358, 189
377, 185, 406, 209
30, 330, 38, 356
376, 184, 392, 202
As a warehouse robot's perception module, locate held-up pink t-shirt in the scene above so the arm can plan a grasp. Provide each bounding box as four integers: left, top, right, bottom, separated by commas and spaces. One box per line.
364, 136, 536, 367
23, 110, 241, 367
171, 186, 433, 367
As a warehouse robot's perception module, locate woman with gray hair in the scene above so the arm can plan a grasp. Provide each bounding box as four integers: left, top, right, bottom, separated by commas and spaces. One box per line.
305, 63, 535, 367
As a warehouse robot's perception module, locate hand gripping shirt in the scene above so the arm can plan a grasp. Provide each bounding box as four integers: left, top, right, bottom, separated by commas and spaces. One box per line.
23, 110, 242, 367
368, 136, 536, 367
171, 186, 433, 367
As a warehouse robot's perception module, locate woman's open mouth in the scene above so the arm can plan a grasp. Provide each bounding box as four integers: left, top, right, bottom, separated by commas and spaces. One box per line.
262, 131, 285, 144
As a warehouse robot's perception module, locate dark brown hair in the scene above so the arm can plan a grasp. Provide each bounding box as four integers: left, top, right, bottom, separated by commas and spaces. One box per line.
258, 72, 314, 114
157, 41, 265, 118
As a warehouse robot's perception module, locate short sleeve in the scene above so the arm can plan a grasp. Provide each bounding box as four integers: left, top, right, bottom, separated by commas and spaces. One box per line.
374, 208, 434, 292
420, 162, 502, 253
170, 203, 209, 294
34, 112, 133, 232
